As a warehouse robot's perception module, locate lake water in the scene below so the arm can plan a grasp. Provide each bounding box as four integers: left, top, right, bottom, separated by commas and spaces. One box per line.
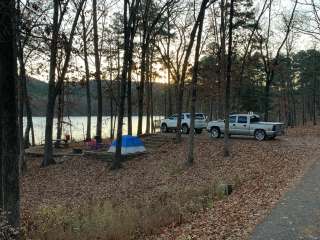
24, 116, 163, 145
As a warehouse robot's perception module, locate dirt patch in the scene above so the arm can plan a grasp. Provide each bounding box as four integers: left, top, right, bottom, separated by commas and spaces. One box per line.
21, 126, 320, 239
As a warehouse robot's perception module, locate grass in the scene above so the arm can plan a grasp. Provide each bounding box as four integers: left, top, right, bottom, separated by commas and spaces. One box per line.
25, 183, 221, 240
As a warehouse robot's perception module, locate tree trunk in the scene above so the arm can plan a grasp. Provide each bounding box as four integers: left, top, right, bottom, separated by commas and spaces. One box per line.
151, 80, 155, 133
176, 2, 207, 143
313, 54, 317, 125
187, 1, 207, 165
127, 61, 133, 135
55, 84, 65, 148
113, 0, 139, 169
167, 7, 172, 116
42, 0, 85, 166
0, 0, 20, 227
137, 41, 148, 136
127, 26, 136, 136
113, 0, 128, 169
42, 0, 59, 167
81, 11, 92, 141
93, 0, 103, 141
224, 0, 235, 157
17, 44, 27, 174
110, 67, 114, 139
264, 78, 271, 121
145, 50, 151, 135
219, 0, 226, 119
23, 76, 35, 147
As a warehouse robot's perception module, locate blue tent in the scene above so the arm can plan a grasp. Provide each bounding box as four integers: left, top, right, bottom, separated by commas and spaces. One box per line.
108, 135, 146, 155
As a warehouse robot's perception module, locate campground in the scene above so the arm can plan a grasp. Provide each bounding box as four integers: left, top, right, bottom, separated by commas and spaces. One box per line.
21, 126, 320, 239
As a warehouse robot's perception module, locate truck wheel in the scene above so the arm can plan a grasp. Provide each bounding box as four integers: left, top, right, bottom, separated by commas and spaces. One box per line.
195, 129, 202, 134
210, 127, 221, 138
182, 124, 189, 134
161, 123, 168, 133
255, 129, 266, 141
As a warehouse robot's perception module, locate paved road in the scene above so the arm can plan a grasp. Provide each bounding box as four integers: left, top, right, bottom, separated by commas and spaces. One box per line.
251, 159, 320, 240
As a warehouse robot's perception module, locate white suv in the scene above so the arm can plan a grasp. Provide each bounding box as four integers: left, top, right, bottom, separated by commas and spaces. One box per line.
160, 113, 207, 134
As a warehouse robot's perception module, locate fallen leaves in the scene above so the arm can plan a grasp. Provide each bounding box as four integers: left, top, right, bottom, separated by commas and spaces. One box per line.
21, 126, 320, 239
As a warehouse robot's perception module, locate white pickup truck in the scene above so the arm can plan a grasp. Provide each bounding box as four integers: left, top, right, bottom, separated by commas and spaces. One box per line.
160, 113, 207, 134
207, 114, 285, 141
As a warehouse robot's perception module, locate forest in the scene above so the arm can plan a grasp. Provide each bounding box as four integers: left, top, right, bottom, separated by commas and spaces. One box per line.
1, 0, 320, 239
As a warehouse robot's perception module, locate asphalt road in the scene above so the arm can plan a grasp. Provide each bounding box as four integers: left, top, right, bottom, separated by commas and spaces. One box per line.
251, 159, 320, 240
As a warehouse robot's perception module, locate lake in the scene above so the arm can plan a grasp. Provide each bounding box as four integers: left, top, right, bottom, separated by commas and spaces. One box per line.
24, 116, 163, 145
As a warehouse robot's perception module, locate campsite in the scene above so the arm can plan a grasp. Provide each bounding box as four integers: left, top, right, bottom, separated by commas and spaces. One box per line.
18, 126, 320, 239
2, 0, 320, 239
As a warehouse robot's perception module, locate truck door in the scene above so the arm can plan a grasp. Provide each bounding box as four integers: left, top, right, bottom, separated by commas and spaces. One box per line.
228, 115, 237, 134
234, 116, 249, 135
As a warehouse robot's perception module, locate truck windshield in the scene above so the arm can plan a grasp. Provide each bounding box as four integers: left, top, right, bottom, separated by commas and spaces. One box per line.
250, 116, 260, 123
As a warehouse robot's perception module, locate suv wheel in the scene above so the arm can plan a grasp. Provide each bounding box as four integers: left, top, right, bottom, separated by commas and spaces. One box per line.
255, 129, 266, 141
182, 124, 189, 134
210, 127, 221, 138
161, 124, 168, 133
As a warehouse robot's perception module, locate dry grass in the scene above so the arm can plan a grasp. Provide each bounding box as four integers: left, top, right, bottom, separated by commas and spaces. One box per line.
25, 184, 218, 240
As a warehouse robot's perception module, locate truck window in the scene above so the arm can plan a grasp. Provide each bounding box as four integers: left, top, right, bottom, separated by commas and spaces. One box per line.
195, 114, 205, 119
229, 116, 236, 123
250, 116, 260, 123
238, 116, 247, 124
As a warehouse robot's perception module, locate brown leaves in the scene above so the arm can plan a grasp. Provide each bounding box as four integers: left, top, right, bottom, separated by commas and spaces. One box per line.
21, 126, 320, 239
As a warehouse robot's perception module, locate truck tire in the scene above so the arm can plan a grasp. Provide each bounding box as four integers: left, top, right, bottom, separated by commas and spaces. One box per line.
195, 129, 202, 134
210, 127, 221, 138
161, 123, 168, 133
254, 129, 266, 141
182, 124, 189, 134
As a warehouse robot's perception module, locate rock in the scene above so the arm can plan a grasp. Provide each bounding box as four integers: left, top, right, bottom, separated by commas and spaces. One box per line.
215, 184, 233, 198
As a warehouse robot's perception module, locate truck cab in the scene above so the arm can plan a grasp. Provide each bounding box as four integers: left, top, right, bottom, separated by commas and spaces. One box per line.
207, 114, 285, 141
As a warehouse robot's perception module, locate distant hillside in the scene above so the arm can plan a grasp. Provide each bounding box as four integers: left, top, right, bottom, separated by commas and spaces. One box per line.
27, 78, 167, 116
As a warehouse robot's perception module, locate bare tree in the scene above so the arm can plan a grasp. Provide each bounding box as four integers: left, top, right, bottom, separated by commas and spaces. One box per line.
175, 2, 207, 143
81, 9, 92, 140
259, 0, 298, 120
42, 0, 86, 167
223, 0, 235, 157
187, 0, 209, 165
137, 0, 177, 136
93, 0, 103, 141
112, 0, 141, 169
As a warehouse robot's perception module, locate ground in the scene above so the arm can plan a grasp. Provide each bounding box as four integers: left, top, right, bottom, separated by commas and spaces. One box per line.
21, 126, 320, 239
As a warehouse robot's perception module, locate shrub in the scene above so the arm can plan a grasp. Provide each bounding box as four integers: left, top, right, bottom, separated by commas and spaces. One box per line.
26, 184, 217, 240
